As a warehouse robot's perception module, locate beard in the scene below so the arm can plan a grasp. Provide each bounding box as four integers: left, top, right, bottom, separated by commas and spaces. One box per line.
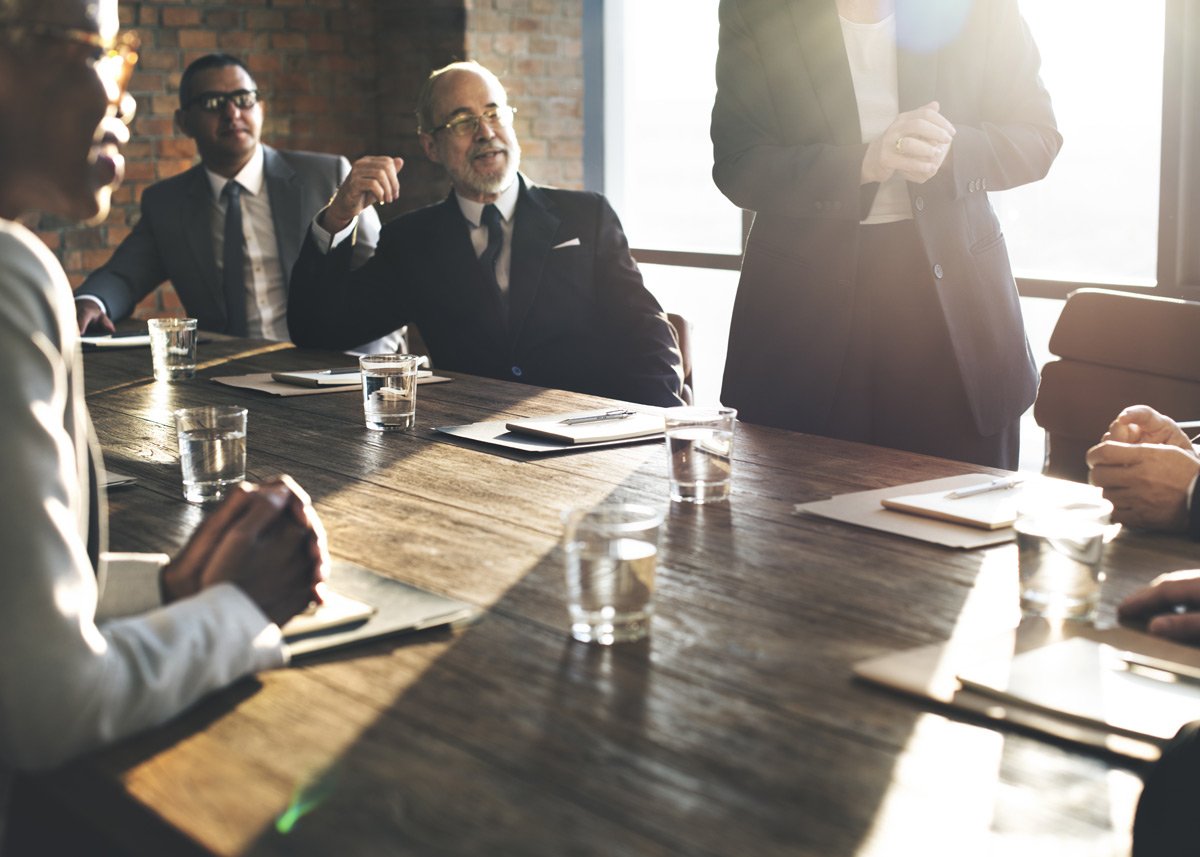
453, 137, 521, 198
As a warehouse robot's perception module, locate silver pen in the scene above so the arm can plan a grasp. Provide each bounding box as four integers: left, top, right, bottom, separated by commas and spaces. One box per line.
560, 409, 636, 425
945, 476, 1024, 499
1114, 650, 1200, 688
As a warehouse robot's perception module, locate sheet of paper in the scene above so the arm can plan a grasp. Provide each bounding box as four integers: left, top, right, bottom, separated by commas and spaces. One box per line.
81, 333, 151, 349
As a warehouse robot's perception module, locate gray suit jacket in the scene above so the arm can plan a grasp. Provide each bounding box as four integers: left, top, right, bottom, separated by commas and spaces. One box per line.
76, 144, 380, 335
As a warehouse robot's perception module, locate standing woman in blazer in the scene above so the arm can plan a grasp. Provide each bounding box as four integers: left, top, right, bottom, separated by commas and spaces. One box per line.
712, 0, 1060, 467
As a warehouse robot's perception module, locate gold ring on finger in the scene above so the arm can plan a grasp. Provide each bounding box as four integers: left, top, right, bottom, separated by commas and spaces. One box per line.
894, 136, 905, 154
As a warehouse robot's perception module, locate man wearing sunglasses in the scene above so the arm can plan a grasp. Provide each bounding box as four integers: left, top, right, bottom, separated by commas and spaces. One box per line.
73, 52, 397, 352
288, 61, 684, 407
0, 0, 327, 842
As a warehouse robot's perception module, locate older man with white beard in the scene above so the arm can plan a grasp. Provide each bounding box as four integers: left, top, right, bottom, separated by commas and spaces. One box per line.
287, 60, 684, 407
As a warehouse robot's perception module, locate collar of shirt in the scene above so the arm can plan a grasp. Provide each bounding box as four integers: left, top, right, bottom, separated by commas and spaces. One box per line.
455, 179, 519, 227
204, 143, 266, 200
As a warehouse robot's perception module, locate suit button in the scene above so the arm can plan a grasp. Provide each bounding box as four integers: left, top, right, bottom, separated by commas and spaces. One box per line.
933, 263, 944, 279
982, 178, 988, 191
914, 195, 925, 212
511, 365, 523, 377
967, 180, 976, 192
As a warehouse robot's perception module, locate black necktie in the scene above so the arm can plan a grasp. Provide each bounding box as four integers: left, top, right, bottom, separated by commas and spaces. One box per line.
479, 203, 504, 304
222, 180, 247, 336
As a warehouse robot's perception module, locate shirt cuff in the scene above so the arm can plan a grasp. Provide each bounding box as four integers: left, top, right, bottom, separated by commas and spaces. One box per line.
310, 209, 358, 253
95, 551, 171, 622
75, 294, 108, 316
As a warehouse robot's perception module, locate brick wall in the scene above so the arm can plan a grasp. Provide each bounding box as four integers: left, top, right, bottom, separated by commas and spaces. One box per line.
33, 0, 586, 321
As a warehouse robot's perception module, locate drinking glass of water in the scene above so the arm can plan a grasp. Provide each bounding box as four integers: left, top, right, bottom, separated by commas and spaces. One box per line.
1014, 497, 1115, 620
174, 405, 247, 504
664, 406, 737, 504
359, 353, 420, 431
148, 317, 197, 381
562, 503, 664, 645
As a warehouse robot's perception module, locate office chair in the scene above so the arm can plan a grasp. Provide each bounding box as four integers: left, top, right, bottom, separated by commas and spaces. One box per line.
666, 312, 694, 405
1033, 288, 1200, 482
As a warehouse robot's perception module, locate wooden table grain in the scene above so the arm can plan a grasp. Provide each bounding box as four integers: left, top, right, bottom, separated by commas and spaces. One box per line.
33, 337, 1198, 856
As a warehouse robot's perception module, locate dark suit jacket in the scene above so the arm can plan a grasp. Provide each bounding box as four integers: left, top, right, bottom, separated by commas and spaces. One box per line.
76, 145, 378, 334
288, 176, 684, 407
712, 0, 1061, 436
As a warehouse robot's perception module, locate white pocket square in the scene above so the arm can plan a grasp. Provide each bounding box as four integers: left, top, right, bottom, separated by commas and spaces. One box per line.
552, 238, 581, 249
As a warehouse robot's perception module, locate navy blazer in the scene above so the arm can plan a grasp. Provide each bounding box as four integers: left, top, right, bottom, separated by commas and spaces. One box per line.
288, 176, 684, 407
713, 0, 1061, 435
76, 145, 379, 334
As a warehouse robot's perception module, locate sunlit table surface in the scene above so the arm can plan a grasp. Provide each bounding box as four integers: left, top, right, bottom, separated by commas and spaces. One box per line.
23, 335, 1199, 856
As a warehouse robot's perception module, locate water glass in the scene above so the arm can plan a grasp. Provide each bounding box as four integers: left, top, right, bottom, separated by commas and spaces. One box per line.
664, 406, 737, 503
1014, 498, 1114, 620
562, 503, 664, 645
148, 317, 197, 381
360, 354, 420, 431
174, 405, 247, 504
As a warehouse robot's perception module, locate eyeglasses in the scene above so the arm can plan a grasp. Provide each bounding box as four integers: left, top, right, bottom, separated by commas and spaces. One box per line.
431, 105, 517, 138
186, 89, 260, 113
0, 24, 140, 107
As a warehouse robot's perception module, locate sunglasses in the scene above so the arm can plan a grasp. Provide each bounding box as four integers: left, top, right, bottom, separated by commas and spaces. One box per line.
185, 89, 260, 113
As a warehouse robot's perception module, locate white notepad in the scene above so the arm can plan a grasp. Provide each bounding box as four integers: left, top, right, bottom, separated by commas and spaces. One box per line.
505, 410, 664, 445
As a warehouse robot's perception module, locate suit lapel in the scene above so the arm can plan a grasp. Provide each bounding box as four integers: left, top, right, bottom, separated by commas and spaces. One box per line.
263, 145, 302, 291
508, 176, 558, 343
788, 0, 862, 145
181, 166, 223, 318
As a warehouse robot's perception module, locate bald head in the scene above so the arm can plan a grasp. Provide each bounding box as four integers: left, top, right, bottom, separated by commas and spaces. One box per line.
415, 60, 507, 134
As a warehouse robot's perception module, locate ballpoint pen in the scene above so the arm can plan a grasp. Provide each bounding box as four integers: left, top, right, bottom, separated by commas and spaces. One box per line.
945, 476, 1025, 499
320, 367, 361, 374
1114, 650, 1200, 688
560, 409, 636, 425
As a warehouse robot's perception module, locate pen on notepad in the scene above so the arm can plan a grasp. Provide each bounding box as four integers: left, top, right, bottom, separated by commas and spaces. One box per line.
320, 367, 361, 375
560, 409, 636, 425
1115, 650, 1200, 688
945, 477, 1024, 499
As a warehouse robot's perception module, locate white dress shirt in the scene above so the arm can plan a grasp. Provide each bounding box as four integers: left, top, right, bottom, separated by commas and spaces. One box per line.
205, 145, 289, 340
840, 13, 913, 224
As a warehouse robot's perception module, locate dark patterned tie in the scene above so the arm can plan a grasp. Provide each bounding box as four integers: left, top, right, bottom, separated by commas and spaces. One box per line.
222, 180, 248, 336
479, 203, 504, 304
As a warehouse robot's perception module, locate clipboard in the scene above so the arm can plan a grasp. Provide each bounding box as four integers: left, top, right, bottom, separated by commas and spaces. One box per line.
284, 560, 477, 659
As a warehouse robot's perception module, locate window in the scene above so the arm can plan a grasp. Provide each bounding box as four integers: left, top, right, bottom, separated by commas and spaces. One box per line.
992, 3, 1165, 289
588, 1, 1196, 404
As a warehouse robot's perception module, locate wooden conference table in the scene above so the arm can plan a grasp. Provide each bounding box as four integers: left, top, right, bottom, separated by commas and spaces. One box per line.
34, 337, 1200, 855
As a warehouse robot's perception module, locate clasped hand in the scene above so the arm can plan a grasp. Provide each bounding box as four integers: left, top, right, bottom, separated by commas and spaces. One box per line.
161, 475, 329, 627
1086, 405, 1200, 531
861, 101, 955, 185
